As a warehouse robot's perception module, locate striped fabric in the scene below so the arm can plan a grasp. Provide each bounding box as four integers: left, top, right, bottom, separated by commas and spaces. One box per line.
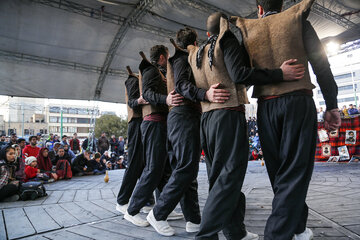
143, 113, 167, 122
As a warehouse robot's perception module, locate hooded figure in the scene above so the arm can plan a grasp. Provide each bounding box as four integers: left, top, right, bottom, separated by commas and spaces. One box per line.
0, 144, 19, 201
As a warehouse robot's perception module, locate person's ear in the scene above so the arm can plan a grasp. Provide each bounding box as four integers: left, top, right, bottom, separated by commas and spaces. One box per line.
194, 41, 197, 46
207, 32, 210, 37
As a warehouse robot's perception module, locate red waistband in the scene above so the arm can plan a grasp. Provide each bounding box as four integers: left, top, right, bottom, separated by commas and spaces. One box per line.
143, 113, 167, 122
259, 89, 313, 101
223, 105, 246, 112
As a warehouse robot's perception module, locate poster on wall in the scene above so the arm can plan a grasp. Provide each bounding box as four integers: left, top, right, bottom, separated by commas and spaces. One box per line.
329, 129, 339, 138
318, 129, 329, 142
338, 146, 350, 161
321, 144, 331, 157
345, 130, 356, 144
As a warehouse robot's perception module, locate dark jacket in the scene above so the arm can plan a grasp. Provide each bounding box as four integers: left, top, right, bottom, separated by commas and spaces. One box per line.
97, 136, 109, 151
82, 138, 97, 151
110, 138, 119, 153
87, 159, 105, 172
125, 76, 141, 111
71, 153, 88, 174
53, 153, 72, 166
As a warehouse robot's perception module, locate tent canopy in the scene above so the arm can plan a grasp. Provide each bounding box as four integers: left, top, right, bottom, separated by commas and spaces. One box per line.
0, 0, 359, 103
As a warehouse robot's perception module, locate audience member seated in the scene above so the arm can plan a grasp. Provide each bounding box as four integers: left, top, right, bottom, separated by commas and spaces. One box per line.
115, 155, 126, 169
37, 147, 58, 181
348, 104, 359, 115
88, 152, 106, 175
23, 135, 40, 159
0, 145, 20, 202
100, 151, 111, 163
342, 105, 349, 117
105, 161, 112, 170
72, 150, 93, 176
24, 156, 47, 182
49, 142, 61, 165
63, 144, 76, 162
12, 144, 25, 181
53, 147, 71, 165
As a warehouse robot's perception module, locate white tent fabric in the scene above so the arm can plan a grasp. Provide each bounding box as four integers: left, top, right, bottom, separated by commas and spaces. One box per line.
0, 0, 359, 103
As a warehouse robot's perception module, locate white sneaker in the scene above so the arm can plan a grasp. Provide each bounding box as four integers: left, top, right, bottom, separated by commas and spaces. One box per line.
141, 205, 153, 214
147, 210, 175, 236
124, 210, 149, 227
115, 203, 128, 214
294, 228, 313, 240
167, 210, 184, 220
186, 222, 200, 233
241, 231, 259, 240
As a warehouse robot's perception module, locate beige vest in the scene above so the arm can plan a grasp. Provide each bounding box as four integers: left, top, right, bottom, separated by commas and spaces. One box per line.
139, 60, 168, 117
125, 75, 142, 123
231, 0, 316, 98
188, 18, 249, 113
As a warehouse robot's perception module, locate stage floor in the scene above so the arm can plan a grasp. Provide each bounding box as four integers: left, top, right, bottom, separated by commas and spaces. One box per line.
1, 162, 360, 240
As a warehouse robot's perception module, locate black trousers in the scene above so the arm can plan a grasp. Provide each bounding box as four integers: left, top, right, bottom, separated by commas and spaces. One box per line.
117, 118, 145, 205
196, 110, 248, 240
0, 184, 18, 201
257, 95, 317, 240
127, 120, 171, 216
153, 110, 201, 224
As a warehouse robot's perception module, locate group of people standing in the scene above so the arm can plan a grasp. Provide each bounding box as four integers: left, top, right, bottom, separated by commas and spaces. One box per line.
115, 0, 341, 240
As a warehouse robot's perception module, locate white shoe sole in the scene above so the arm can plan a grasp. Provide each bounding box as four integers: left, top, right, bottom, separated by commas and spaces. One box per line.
115, 204, 127, 214
124, 213, 149, 227
147, 213, 175, 236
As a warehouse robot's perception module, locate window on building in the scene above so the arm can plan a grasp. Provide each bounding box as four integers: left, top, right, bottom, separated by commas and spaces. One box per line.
338, 97, 359, 103
77, 118, 90, 124
49, 126, 59, 133
78, 108, 88, 115
62, 117, 68, 123
334, 73, 355, 80
49, 107, 60, 113
49, 116, 58, 123
68, 127, 77, 133
77, 127, 89, 133
68, 108, 77, 114
30, 129, 34, 135
24, 129, 30, 135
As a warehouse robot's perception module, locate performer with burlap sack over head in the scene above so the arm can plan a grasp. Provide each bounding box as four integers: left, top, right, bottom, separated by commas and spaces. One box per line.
188, 12, 305, 240
231, 0, 341, 239
124, 46, 184, 227
116, 66, 155, 214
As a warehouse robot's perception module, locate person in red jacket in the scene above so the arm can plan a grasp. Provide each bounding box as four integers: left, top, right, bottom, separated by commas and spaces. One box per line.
24, 156, 40, 182
23, 136, 40, 160
69, 133, 81, 154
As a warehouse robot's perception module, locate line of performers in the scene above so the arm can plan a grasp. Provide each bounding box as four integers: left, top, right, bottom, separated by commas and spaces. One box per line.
115, 0, 341, 239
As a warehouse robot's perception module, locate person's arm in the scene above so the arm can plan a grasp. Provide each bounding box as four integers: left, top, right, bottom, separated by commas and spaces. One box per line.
125, 77, 141, 110
142, 67, 167, 106
0, 166, 9, 189
173, 56, 206, 102
220, 31, 285, 85
303, 20, 338, 110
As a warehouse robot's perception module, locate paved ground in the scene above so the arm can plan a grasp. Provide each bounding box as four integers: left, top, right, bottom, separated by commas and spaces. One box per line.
1, 162, 360, 240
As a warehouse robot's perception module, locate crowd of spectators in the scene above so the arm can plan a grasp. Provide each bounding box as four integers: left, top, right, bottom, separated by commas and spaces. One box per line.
247, 117, 264, 161
0, 132, 127, 202
317, 104, 360, 121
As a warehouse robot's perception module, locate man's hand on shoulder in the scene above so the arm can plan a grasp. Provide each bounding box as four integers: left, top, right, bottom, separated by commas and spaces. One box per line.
205, 83, 231, 103
280, 59, 305, 81
166, 90, 184, 107
324, 109, 341, 131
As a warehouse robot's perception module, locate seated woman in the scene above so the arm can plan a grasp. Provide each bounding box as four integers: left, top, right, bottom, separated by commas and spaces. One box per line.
0, 145, 20, 202
12, 144, 25, 181
88, 152, 106, 175
37, 148, 58, 181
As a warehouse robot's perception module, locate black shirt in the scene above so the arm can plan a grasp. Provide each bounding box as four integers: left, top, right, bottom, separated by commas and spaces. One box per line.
125, 75, 141, 111
302, 20, 338, 110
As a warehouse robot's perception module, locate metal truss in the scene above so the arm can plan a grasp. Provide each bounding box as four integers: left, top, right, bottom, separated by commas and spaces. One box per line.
312, 2, 358, 30
0, 49, 127, 77
245, 0, 359, 31
178, 0, 234, 17
30, 0, 175, 39
94, 0, 155, 100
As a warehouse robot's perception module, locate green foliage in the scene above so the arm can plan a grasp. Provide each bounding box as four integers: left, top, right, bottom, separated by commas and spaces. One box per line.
94, 115, 128, 138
